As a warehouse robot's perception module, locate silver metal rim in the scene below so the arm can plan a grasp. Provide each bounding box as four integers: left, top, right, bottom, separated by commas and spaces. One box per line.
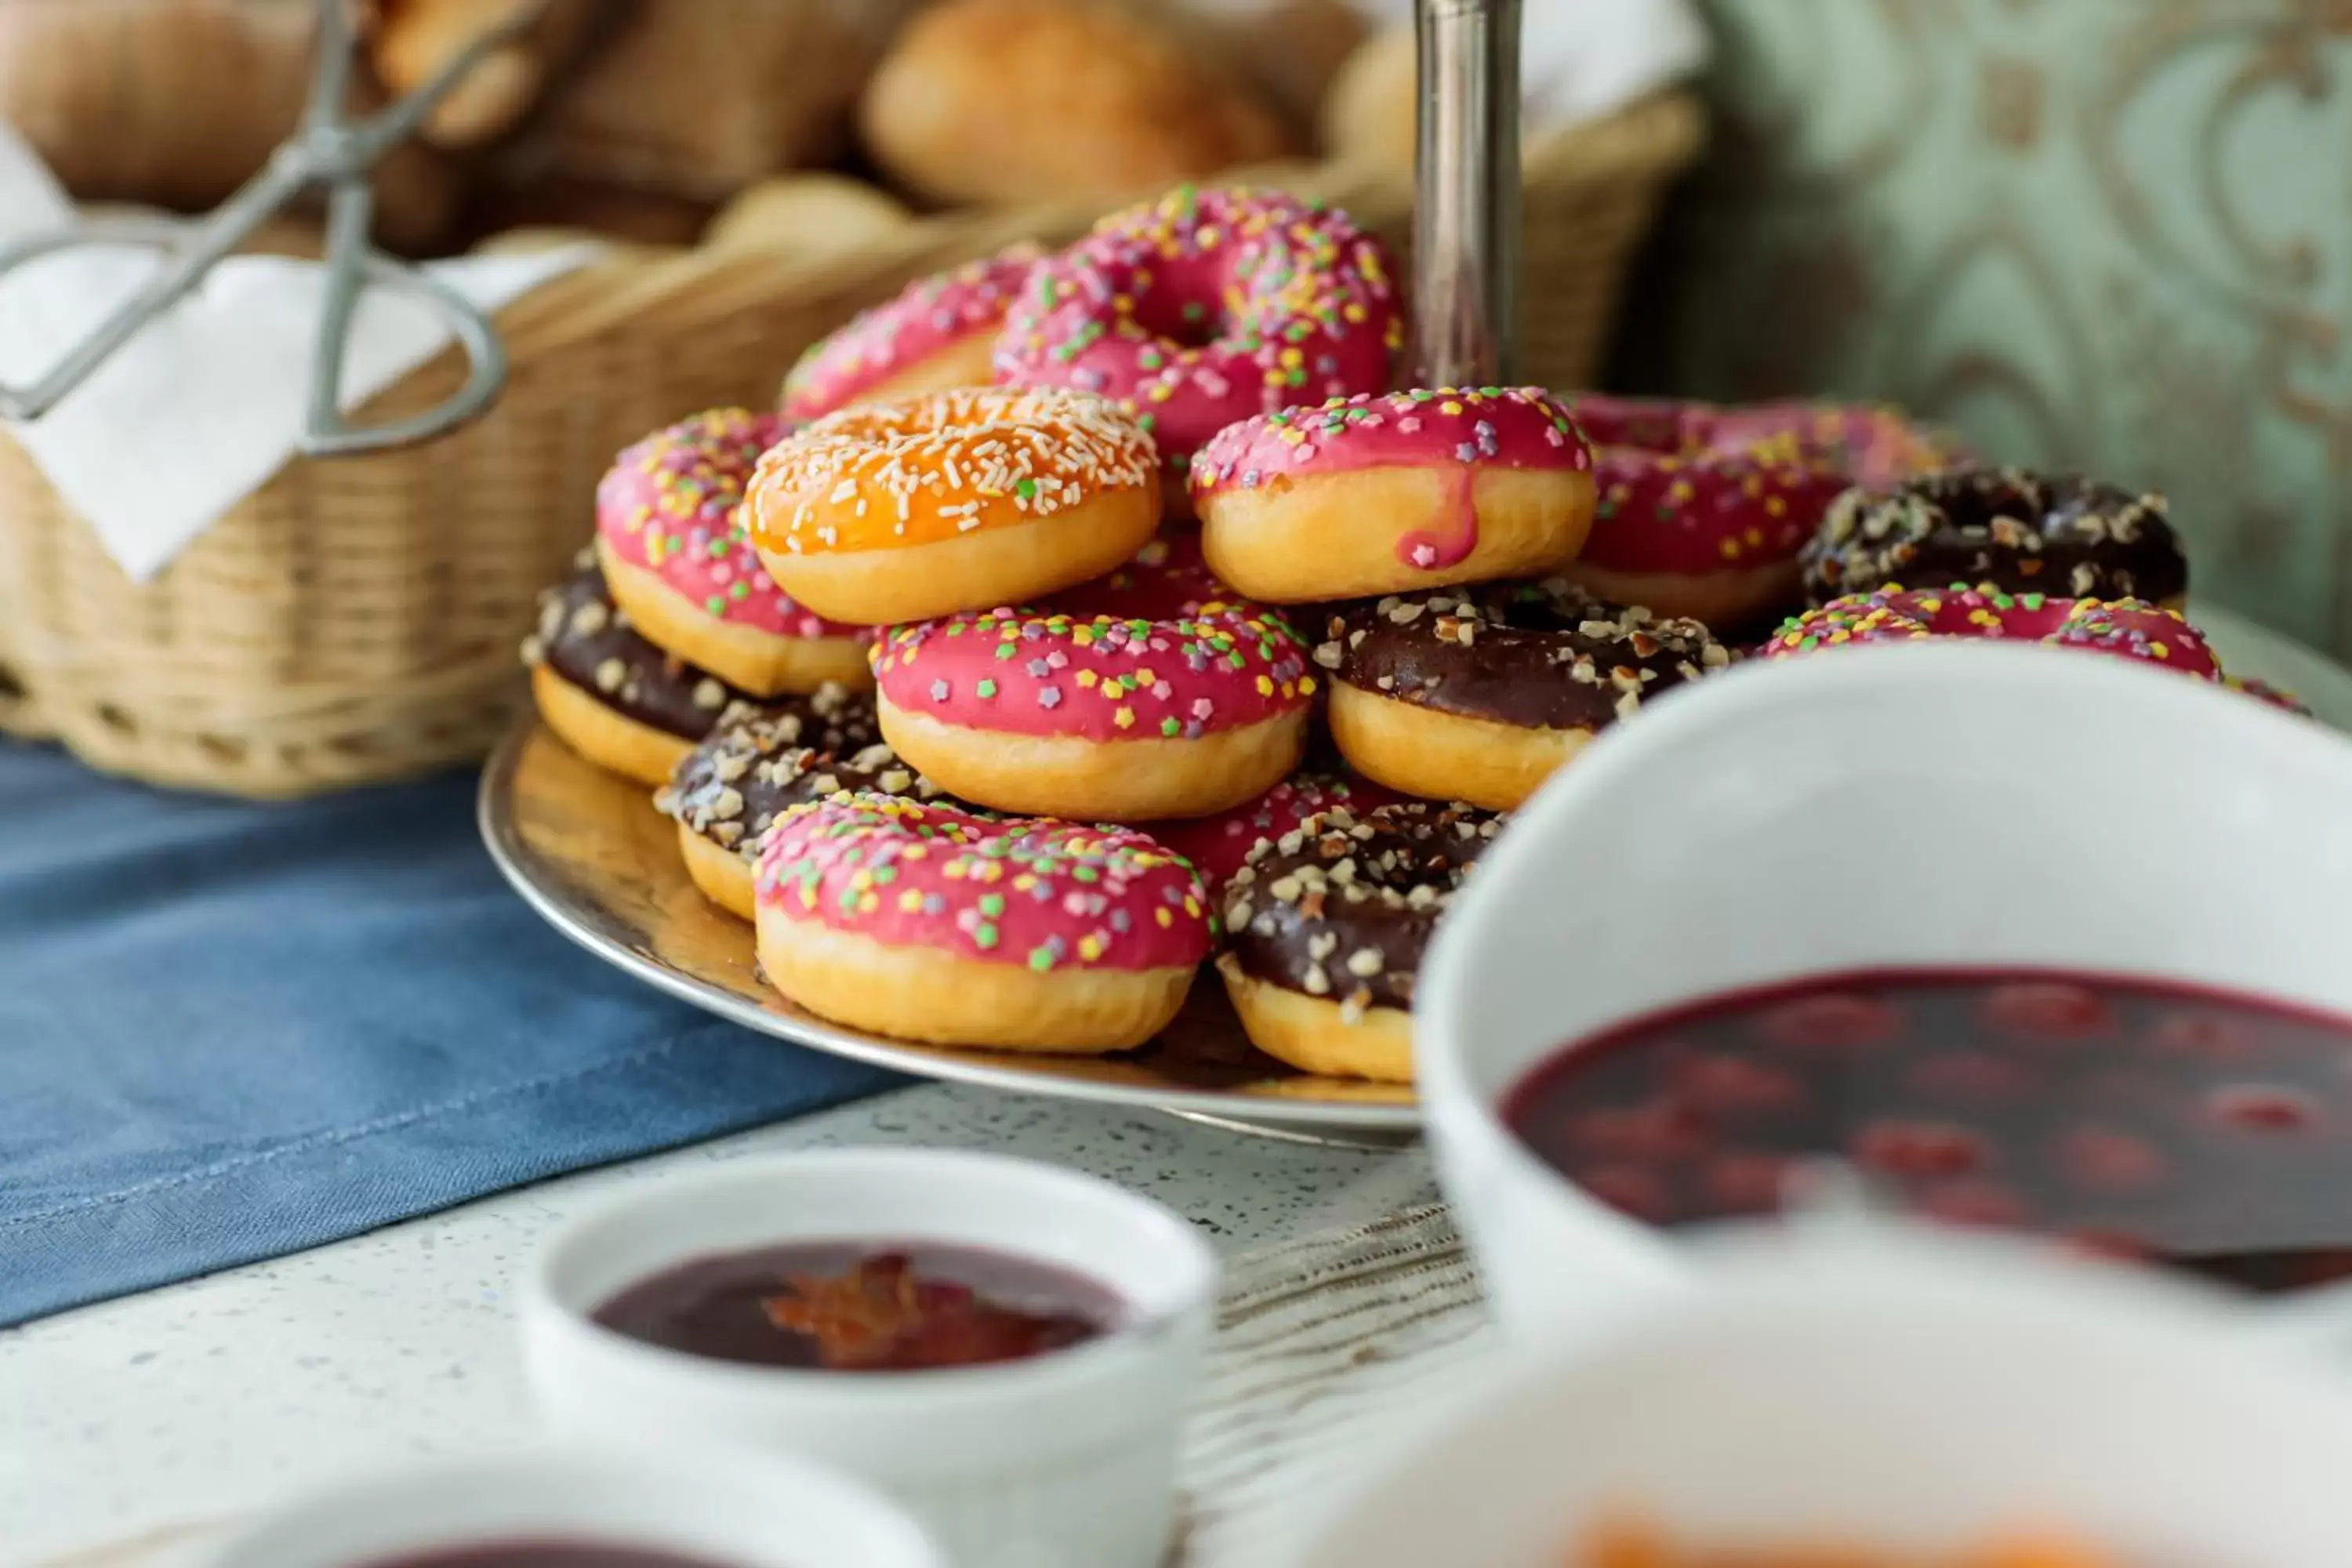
476, 725, 1424, 1136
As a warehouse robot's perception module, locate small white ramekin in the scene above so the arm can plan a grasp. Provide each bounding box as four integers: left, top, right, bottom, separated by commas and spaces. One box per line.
201, 1444, 942, 1568
520, 1149, 1218, 1568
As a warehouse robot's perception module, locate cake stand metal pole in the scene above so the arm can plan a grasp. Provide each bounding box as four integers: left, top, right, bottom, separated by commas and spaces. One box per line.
1411, 0, 1524, 388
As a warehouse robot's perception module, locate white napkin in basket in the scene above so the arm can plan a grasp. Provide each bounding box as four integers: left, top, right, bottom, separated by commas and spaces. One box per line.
0, 125, 597, 583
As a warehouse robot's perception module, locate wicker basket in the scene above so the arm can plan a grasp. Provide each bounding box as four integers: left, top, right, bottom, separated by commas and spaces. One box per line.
0, 93, 1704, 797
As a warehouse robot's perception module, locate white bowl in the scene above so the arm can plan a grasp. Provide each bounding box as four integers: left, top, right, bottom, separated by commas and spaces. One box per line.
1417, 643, 2352, 1342
521, 1149, 1218, 1568
203, 1445, 941, 1568
1287, 1222, 2352, 1568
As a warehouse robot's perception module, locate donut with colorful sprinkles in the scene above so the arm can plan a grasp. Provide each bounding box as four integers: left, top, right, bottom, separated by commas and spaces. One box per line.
994, 185, 1402, 496
1217, 800, 1504, 1083
1762, 586, 2222, 681
755, 794, 1214, 1052
872, 604, 1317, 821
1316, 582, 1733, 811
1555, 393, 1860, 631
780, 245, 1040, 422
659, 710, 949, 921
742, 385, 1162, 626
1152, 769, 1405, 895
1801, 467, 2189, 610
1190, 387, 1597, 603
595, 409, 873, 695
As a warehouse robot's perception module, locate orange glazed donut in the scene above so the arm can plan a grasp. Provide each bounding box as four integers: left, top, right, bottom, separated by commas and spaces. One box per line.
756, 794, 1214, 1052
742, 386, 1162, 626
595, 409, 873, 696
872, 603, 1316, 820
1189, 388, 1596, 603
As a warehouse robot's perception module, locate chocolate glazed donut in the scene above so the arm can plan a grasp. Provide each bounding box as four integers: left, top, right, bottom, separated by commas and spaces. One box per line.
1312, 580, 1730, 811
659, 717, 931, 922
1216, 801, 1504, 1083
524, 556, 768, 786
1802, 467, 2188, 608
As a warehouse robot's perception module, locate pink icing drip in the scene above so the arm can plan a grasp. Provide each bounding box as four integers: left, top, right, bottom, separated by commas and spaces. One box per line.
874, 605, 1316, 742
1188, 387, 1592, 505
994, 187, 1403, 463
597, 409, 864, 642
756, 795, 1214, 973
1395, 466, 1481, 570
781, 250, 1038, 422
1153, 771, 1405, 891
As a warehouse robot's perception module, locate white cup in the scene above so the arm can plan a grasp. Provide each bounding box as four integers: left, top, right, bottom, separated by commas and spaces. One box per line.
201, 1445, 942, 1568
1286, 1221, 2352, 1568
521, 1149, 1218, 1568
1417, 642, 2352, 1343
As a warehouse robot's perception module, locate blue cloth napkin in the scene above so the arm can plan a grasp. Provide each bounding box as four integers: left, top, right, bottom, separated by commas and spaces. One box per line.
0, 741, 902, 1327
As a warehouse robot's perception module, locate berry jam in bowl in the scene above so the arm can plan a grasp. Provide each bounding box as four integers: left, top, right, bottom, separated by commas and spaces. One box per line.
1415, 642, 2352, 1345
521, 1150, 1214, 1568
201, 1446, 940, 1568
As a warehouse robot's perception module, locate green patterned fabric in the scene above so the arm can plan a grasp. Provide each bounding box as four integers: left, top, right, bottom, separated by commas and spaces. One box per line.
1621, 1, 2352, 653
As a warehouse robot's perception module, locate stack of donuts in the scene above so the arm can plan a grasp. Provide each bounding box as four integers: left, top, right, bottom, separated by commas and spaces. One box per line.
523, 180, 2285, 1089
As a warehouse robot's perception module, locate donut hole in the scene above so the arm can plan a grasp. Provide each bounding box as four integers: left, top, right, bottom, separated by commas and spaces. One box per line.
1137, 292, 1225, 350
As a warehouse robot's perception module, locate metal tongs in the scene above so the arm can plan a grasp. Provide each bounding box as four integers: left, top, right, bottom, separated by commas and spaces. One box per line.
0, 0, 543, 456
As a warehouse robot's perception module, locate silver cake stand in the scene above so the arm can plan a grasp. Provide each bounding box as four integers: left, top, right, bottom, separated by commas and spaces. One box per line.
481, 0, 1530, 1148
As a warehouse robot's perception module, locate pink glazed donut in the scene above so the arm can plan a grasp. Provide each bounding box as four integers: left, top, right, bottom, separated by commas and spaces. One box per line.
595, 409, 873, 695
1048, 527, 1237, 621
755, 793, 1214, 1052
871, 604, 1316, 822
994, 186, 1403, 500
780, 247, 1039, 422
1762, 586, 2223, 681
1190, 387, 1598, 602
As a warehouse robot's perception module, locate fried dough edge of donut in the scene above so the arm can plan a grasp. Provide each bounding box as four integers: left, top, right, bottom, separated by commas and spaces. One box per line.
876, 701, 1310, 822
598, 544, 877, 697
1200, 466, 1595, 604
1326, 681, 1595, 812
532, 664, 697, 789
1215, 953, 1416, 1083
677, 822, 759, 923
754, 487, 1160, 626
757, 909, 1198, 1052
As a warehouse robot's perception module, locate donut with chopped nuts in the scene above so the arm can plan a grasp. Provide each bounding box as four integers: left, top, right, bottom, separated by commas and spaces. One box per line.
523, 556, 764, 786
742, 385, 1162, 626
1762, 587, 2221, 681
1800, 468, 2188, 609
872, 603, 1316, 820
1152, 769, 1404, 895
657, 703, 923, 920
1314, 582, 1732, 811
1217, 800, 1504, 1083
757, 794, 1214, 1052
596, 409, 875, 697
781, 246, 1040, 423
1190, 387, 1597, 603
